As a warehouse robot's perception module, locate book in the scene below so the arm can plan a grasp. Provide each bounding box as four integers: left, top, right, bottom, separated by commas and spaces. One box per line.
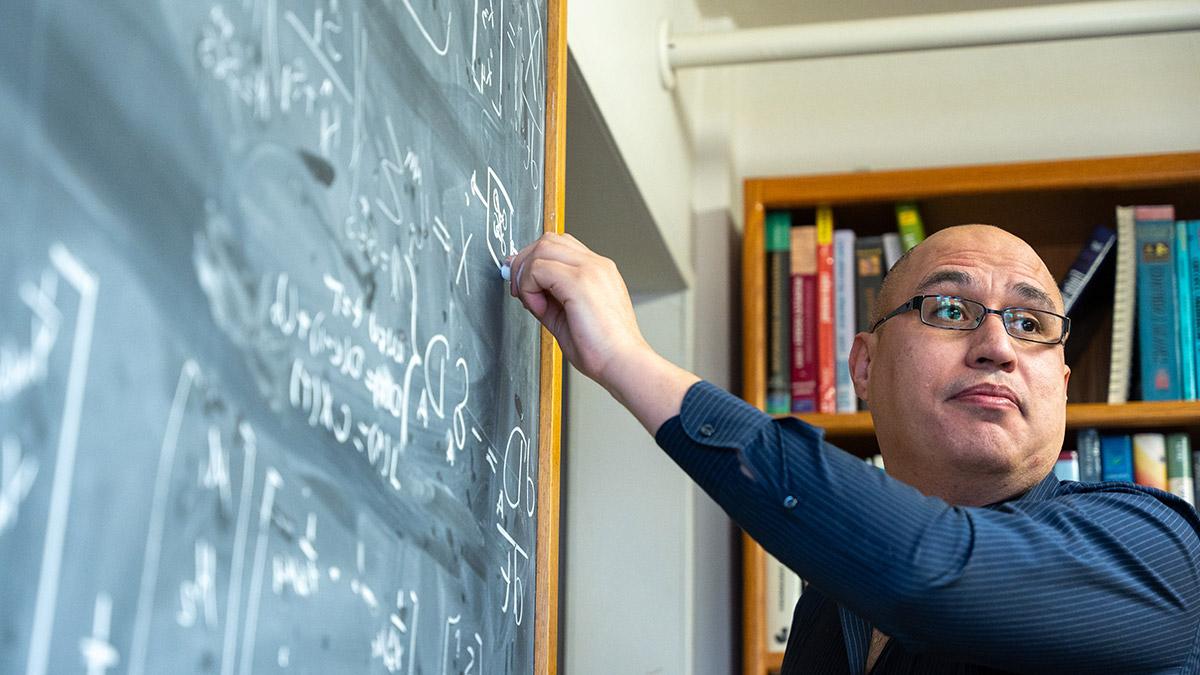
882, 232, 903, 272
1176, 222, 1196, 400
790, 225, 818, 413
1055, 450, 1080, 481
1100, 434, 1134, 482
1059, 225, 1118, 401
1166, 433, 1194, 506
833, 229, 858, 413
1132, 433, 1169, 490
854, 236, 885, 334
1194, 450, 1200, 507
895, 202, 926, 251
1108, 206, 1138, 404
765, 212, 792, 415
1187, 221, 1200, 398
815, 207, 836, 414
1060, 225, 1117, 316
1077, 427, 1103, 482
763, 553, 802, 652
1135, 206, 1181, 401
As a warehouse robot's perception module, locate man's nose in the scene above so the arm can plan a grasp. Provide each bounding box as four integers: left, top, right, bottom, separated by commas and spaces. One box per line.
965, 312, 1018, 371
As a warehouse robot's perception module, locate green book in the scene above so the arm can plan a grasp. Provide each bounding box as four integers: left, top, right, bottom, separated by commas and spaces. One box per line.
765, 212, 792, 415
1166, 433, 1194, 506
895, 202, 926, 252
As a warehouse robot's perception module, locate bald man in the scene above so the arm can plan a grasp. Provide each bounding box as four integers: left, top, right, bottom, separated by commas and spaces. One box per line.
508, 225, 1200, 673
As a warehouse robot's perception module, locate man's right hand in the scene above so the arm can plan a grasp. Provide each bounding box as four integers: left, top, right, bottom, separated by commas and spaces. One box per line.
507, 233, 700, 434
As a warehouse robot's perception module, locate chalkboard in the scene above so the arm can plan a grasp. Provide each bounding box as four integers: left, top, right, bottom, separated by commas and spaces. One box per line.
0, 0, 565, 673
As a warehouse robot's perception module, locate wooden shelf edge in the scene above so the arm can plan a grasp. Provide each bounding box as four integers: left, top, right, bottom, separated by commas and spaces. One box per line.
747, 151, 1200, 207
782, 401, 1200, 440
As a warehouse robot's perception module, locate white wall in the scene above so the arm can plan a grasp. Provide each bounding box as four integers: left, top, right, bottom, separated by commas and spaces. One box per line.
726, 31, 1200, 213
567, 0, 707, 280
563, 293, 696, 675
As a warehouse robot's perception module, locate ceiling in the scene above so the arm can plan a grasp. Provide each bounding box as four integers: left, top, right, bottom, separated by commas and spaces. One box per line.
693, 0, 1115, 28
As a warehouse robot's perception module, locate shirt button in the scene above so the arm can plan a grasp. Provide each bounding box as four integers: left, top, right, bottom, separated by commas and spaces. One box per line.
782, 496, 798, 509
699, 423, 715, 437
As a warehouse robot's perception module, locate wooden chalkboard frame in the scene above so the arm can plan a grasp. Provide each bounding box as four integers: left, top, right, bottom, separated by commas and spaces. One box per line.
535, 0, 566, 673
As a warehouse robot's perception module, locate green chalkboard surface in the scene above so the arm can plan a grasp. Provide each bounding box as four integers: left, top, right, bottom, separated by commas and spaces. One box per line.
0, 0, 560, 672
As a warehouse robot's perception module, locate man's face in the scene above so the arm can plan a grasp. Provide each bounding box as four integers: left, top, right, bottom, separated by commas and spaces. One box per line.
849, 225, 1070, 504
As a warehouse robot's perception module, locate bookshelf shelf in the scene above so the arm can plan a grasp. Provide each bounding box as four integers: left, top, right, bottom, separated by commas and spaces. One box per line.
741, 151, 1200, 675
791, 401, 1200, 444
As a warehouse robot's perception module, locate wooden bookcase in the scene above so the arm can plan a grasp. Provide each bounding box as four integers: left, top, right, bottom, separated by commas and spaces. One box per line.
740, 151, 1200, 675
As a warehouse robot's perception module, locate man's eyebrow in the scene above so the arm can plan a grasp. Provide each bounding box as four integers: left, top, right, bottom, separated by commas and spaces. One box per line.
914, 271, 1058, 311
914, 270, 974, 294
1010, 281, 1057, 311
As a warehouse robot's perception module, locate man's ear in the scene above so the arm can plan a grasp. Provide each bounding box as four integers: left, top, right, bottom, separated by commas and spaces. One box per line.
849, 332, 874, 403
1063, 363, 1071, 400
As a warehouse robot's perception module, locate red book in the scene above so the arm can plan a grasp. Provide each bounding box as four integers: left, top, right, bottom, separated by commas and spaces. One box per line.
790, 225, 817, 412
815, 207, 837, 413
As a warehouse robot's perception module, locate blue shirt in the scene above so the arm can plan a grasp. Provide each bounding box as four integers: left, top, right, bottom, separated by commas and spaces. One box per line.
654, 382, 1200, 673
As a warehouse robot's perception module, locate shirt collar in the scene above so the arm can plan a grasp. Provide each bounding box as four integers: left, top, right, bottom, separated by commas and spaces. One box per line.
986, 471, 1060, 508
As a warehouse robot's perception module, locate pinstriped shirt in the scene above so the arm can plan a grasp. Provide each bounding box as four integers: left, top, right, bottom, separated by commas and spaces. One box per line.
654, 382, 1200, 673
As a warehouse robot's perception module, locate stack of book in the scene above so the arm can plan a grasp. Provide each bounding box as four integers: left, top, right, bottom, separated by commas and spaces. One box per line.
1062, 429, 1197, 506
765, 203, 926, 414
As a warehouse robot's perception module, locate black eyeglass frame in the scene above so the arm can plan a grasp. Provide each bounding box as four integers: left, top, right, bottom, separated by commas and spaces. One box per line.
870, 295, 1071, 345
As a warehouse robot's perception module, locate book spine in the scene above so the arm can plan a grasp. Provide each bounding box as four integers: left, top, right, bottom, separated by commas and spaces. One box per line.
815, 208, 836, 414
1135, 207, 1181, 401
881, 232, 902, 272
1100, 434, 1134, 482
1108, 206, 1137, 404
1194, 450, 1200, 508
765, 212, 792, 414
1059, 225, 1116, 315
895, 202, 926, 251
1132, 433, 1169, 490
854, 236, 885, 334
1077, 427, 1103, 482
791, 226, 818, 413
833, 229, 857, 413
1055, 450, 1080, 482
763, 553, 803, 652
1176, 222, 1196, 400
1189, 221, 1200, 397
1166, 433, 1195, 506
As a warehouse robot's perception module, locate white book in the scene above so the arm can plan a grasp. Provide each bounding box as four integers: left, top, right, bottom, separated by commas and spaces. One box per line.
882, 232, 903, 272
763, 553, 803, 652
1108, 206, 1137, 404
833, 229, 857, 412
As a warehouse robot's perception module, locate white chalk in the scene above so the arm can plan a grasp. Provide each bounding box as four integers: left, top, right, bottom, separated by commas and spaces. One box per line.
500, 263, 511, 281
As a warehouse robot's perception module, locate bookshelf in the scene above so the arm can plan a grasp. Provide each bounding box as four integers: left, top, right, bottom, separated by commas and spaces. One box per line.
740, 151, 1200, 675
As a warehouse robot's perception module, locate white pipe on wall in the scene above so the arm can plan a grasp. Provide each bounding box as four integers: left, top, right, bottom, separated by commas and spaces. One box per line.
659, 1, 1200, 87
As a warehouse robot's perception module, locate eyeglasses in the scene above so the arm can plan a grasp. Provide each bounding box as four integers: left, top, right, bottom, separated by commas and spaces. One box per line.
871, 295, 1070, 345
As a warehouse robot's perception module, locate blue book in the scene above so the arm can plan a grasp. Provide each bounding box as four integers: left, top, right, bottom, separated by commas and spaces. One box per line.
1135, 206, 1181, 401
1188, 220, 1200, 396
1077, 428, 1103, 482
833, 229, 857, 413
1059, 225, 1116, 315
1176, 222, 1196, 400
1100, 434, 1134, 482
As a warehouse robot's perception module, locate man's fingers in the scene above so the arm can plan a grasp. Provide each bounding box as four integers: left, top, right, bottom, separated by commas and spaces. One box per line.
515, 257, 576, 305
509, 233, 593, 297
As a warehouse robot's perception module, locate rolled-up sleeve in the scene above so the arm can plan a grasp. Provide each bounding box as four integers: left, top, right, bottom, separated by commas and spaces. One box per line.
655, 381, 1200, 671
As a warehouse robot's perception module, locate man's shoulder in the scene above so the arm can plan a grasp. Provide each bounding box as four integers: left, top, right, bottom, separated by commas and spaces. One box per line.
1046, 479, 1200, 540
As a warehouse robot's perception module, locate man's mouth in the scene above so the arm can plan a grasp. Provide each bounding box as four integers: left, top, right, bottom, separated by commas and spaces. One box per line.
949, 383, 1022, 411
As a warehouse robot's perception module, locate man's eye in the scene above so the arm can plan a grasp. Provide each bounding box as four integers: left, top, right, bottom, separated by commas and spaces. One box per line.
1009, 313, 1042, 334
934, 303, 968, 322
